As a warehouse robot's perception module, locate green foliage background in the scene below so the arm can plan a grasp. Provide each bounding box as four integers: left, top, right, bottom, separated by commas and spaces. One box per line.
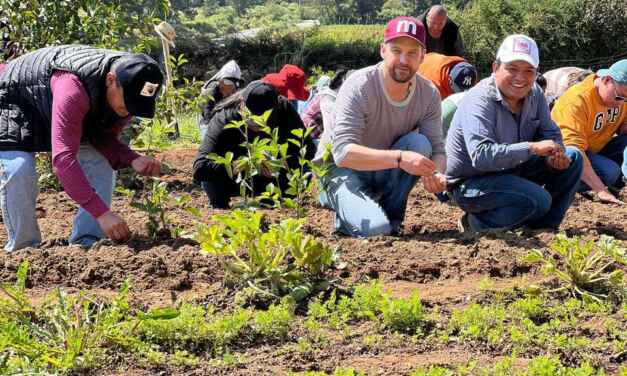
170, 0, 626, 81
1, 0, 625, 84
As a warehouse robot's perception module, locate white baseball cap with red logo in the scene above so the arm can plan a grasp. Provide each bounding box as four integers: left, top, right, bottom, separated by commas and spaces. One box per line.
496, 34, 539, 68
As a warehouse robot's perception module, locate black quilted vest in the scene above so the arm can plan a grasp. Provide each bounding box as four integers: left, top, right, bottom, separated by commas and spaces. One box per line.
0, 45, 127, 152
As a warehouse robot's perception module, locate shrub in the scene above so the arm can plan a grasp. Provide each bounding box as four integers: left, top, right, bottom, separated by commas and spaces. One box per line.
451, 0, 627, 77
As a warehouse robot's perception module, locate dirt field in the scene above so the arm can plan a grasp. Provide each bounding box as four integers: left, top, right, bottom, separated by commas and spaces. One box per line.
1, 148, 626, 375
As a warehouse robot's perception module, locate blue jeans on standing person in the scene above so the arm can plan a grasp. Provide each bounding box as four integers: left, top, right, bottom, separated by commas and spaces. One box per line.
318, 132, 432, 237
451, 146, 583, 232
582, 134, 627, 190
0, 143, 115, 252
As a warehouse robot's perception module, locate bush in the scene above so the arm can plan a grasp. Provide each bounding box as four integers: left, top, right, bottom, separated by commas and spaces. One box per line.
451, 0, 627, 77
301, 25, 382, 70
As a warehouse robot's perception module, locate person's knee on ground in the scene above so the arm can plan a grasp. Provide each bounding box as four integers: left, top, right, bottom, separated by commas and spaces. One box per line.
336, 210, 393, 237
322, 167, 396, 237
201, 180, 231, 209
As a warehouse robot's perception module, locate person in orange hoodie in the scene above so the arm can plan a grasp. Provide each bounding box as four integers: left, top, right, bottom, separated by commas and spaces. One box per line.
418, 52, 477, 100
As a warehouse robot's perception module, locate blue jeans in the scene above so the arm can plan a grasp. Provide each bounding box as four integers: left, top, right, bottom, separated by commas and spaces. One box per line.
584, 134, 627, 189
0, 144, 115, 252
452, 146, 583, 232
318, 132, 432, 237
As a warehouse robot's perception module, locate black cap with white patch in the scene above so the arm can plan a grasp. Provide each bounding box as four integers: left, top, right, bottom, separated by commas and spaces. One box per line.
114, 54, 164, 118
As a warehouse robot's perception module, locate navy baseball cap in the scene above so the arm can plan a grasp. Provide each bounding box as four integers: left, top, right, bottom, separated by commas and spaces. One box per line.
449, 62, 478, 93
114, 54, 164, 118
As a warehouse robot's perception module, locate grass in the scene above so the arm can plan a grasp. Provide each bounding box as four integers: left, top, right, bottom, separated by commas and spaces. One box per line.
3, 232, 626, 374
131, 113, 202, 152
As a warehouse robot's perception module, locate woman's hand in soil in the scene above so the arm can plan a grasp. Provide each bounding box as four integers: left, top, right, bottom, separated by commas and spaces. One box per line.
132, 156, 161, 176
97, 211, 131, 241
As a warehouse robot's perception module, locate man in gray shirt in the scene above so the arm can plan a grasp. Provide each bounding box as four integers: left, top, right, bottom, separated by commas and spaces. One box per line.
315, 16, 447, 237
446, 34, 583, 233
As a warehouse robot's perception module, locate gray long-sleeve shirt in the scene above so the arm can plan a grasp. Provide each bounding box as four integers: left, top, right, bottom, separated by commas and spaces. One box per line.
445, 74, 563, 183
314, 63, 444, 164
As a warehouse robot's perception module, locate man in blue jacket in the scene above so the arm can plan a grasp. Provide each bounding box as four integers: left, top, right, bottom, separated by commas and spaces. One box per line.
445, 34, 583, 233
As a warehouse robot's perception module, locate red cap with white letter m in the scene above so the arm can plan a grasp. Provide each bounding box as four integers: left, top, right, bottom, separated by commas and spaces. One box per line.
384, 16, 426, 48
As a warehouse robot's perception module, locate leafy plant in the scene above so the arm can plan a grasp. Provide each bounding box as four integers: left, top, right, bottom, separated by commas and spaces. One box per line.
117, 179, 192, 238
410, 367, 454, 376
448, 304, 506, 345
0, 261, 179, 374
380, 292, 425, 334
194, 209, 340, 305
0, 0, 170, 53
154, 53, 204, 139
210, 109, 285, 208
522, 234, 627, 304
34, 153, 62, 191
135, 303, 252, 355
253, 298, 295, 341
282, 127, 323, 217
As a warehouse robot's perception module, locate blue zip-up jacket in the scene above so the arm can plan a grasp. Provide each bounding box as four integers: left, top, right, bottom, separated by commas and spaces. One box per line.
445, 74, 563, 184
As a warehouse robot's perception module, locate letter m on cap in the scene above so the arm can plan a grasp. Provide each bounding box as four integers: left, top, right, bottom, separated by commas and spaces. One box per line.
396, 20, 417, 35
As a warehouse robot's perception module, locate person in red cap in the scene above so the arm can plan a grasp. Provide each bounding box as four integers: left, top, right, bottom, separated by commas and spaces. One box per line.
263, 64, 310, 110
313, 16, 447, 237
0, 45, 164, 251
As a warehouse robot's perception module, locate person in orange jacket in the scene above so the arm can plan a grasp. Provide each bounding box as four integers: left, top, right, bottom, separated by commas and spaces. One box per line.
418, 52, 477, 100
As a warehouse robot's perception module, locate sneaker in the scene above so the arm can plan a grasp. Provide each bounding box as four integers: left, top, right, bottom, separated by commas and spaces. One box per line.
457, 213, 473, 234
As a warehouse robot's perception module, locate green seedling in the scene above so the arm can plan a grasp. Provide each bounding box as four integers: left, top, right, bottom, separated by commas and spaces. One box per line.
283, 127, 316, 217
117, 180, 193, 238
381, 292, 425, 334
35, 153, 62, 191
210, 108, 284, 207
522, 234, 627, 304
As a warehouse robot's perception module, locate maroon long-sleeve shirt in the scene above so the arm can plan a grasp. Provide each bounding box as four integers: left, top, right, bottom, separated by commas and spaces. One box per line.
0, 64, 139, 218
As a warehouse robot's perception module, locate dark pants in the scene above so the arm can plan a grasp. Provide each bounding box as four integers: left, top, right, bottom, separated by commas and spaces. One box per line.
581, 134, 627, 191
452, 147, 583, 232
201, 171, 293, 209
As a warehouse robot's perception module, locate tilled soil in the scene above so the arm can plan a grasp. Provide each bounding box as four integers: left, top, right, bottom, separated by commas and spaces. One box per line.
0, 148, 626, 375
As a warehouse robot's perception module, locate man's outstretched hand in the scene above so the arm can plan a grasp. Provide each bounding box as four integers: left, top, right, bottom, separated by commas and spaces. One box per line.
132, 156, 161, 176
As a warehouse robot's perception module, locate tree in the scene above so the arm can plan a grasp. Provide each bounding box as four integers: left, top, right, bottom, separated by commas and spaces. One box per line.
0, 0, 171, 53
378, 0, 416, 20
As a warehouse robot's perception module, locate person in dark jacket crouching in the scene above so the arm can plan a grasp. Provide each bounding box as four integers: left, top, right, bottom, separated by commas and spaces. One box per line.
0, 45, 164, 251
192, 81, 315, 209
